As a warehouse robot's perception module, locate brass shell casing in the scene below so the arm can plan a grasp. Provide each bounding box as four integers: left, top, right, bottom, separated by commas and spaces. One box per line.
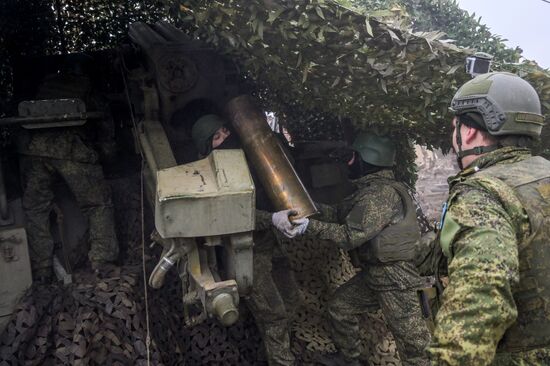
225, 95, 317, 219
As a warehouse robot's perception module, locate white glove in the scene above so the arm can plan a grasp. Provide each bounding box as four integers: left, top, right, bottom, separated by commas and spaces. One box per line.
289, 217, 309, 237
272, 209, 297, 238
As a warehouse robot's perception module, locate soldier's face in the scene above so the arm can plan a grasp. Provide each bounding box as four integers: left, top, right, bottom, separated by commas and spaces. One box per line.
212, 127, 231, 149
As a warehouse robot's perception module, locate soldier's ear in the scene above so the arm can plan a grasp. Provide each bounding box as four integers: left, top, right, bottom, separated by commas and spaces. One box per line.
347, 151, 356, 166
462, 125, 479, 146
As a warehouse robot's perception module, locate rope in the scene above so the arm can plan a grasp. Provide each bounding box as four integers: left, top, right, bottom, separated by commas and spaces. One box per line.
119, 50, 151, 365
141, 160, 152, 366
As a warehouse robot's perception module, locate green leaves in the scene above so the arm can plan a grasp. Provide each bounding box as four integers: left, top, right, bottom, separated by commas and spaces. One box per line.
267, 7, 286, 23
172, 0, 470, 151
315, 6, 325, 19
365, 19, 373, 36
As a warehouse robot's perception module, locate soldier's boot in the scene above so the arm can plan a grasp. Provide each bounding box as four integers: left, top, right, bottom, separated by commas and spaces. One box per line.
314, 352, 365, 366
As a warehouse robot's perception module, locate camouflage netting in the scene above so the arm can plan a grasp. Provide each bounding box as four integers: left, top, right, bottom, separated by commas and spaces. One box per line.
160, 0, 550, 183
0, 266, 269, 366
0, 251, 400, 366
279, 235, 402, 365
166, 0, 549, 152
0, 174, 408, 365
1, 0, 549, 364
168, 0, 470, 145
1, 0, 548, 168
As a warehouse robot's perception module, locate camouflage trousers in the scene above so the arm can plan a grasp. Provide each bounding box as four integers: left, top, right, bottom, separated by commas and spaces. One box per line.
245, 229, 299, 366
21, 156, 119, 274
328, 260, 431, 366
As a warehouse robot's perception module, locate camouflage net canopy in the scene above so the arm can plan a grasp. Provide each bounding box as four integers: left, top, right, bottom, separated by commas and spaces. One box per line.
168, 0, 470, 149
0, 0, 549, 149
162, 0, 550, 181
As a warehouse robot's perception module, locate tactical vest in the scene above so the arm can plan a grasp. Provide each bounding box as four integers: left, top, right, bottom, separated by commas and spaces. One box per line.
474, 156, 550, 352
356, 178, 421, 264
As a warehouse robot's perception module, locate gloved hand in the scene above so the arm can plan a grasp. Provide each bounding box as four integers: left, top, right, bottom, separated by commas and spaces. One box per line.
272, 209, 297, 238
272, 210, 310, 238
289, 217, 309, 237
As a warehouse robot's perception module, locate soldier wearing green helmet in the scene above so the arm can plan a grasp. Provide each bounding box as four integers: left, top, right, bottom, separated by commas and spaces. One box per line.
269, 131, 430, 366
190, 114, 300, 366
350, 131, 396, 168
421, 72, 550, 365
191, 114, 230, 156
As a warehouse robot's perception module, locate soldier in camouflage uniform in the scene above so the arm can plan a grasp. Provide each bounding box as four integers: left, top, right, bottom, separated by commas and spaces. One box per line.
19, 54, 119, 280
192, 114, 299, 366
267, 132, 431, 366
421, 72, 550, 365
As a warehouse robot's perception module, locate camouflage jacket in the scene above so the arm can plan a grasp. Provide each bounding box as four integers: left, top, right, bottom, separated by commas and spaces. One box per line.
255, 170, 403, 241
305, 169, 403, 251
427, 147, 550, 365
17, 74, 115, 163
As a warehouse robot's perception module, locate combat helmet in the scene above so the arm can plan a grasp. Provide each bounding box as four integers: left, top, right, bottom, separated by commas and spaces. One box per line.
191, 114, 226, 155
450, 72, 544, 137
351, 132, 396, 167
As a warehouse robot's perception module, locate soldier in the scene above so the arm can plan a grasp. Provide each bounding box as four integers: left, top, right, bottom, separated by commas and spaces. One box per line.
191, 114, 299, 366
18, 54, 119, 281
268, 132, 431, 366
421, 72, 550, 365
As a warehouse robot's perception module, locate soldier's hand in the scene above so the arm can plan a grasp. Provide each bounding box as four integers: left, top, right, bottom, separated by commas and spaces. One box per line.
290, 217, 309, 236
272, 209, 298, 238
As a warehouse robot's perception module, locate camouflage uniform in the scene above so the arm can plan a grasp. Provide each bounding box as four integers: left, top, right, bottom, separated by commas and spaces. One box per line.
427, 147, 550, 365
19, 73, 118, 276
303, 169, 430, 365
245, 173, 299, 366
246, 226, 298, 366
192, 117, 298, 366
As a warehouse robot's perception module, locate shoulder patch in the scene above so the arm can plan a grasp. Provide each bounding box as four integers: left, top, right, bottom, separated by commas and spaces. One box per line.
440, 214, 460, 258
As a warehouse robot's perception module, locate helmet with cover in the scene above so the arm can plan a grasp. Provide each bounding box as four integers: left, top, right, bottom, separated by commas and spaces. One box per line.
191, 114, 226, 155
450, 72, 544, 137
351, 132, 396, 167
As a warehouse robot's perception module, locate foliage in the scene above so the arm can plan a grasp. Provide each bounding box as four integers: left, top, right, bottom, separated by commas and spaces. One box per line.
167, 0, 478, 184
1, 0, 548, 180
349, 0, 522, 62
172, 0, 470, 147
0, 0, 166, 116
0, 0, 166, 56
349, 0, 550, 158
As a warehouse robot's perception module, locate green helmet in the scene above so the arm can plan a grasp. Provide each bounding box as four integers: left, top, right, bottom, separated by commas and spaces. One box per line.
191, 114, 226, 155
450, 72, 544, 137
351, 132, 396, 167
